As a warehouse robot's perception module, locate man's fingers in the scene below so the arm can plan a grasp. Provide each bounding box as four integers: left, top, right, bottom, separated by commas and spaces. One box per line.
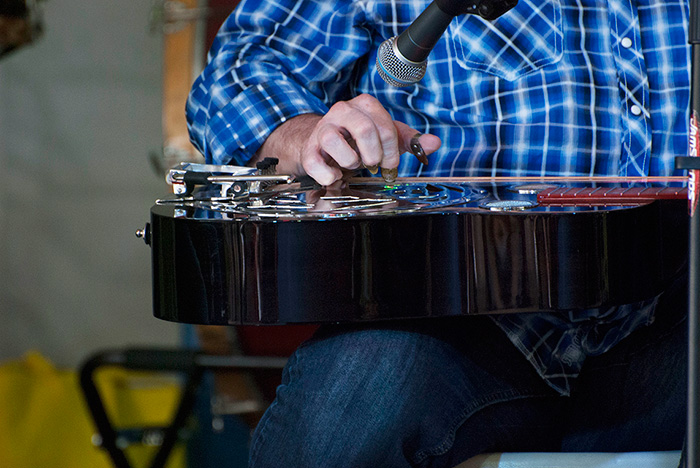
316, 123, 363, 169
394, 121, 442, 161
301, 147, 343, 186
321, 100, 387, 169
296, 95, 442, 186
349, 118, 386, 168
348, 94, 401, 168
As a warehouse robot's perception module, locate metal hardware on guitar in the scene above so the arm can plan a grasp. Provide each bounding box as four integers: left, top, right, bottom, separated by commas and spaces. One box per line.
161, 159, 492, 218
165, 158, 294, 197
140, 168, 689, 325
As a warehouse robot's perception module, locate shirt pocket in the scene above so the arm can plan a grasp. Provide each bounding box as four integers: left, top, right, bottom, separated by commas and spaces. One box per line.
447, 0, 563, 81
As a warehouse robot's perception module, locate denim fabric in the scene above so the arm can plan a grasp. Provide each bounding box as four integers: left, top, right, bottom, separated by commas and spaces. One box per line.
560, 274, 688, 452
249, 278, 687, 468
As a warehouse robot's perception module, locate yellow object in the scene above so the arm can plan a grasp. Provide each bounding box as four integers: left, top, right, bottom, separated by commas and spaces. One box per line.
0, 351, 186, 468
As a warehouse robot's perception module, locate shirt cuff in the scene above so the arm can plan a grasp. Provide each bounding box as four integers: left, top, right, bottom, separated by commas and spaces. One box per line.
203, 80, 329, 166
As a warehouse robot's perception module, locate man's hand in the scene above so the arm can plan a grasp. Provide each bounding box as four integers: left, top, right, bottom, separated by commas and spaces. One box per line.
252, 94, 441, 186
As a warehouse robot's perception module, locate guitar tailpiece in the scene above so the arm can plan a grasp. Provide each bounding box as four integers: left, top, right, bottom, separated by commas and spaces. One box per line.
166, 161, 293, 199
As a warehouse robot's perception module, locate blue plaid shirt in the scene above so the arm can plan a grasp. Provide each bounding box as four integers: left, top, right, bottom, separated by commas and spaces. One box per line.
187, 0, 690, 394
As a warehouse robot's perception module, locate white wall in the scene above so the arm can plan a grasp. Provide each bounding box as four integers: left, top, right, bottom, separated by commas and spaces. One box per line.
0, 1, 181, 367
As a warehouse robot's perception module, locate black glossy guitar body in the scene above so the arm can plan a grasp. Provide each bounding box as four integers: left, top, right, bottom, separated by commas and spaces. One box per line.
147, 180, 688, 325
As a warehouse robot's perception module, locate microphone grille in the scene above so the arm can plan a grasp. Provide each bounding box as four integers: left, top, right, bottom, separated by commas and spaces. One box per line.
376, 37, 427, 87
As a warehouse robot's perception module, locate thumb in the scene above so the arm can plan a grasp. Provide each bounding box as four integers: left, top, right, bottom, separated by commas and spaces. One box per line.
394, 121, 442, 161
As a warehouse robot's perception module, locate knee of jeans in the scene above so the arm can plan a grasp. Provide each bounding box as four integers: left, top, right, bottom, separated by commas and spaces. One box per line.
290, 327, 453, 422
250, 328, 465, 465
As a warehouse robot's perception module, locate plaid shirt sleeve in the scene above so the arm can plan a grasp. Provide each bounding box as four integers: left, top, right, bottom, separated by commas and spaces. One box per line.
186, 0, 373, 166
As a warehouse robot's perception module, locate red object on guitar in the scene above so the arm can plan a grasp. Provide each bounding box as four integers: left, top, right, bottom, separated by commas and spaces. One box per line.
538, 186, 688, 206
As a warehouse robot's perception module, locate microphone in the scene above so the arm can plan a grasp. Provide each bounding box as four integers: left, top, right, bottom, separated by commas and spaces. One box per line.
376, 0, 518, 87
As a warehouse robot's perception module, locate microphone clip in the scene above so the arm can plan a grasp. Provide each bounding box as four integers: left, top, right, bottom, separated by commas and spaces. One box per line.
436, 0, 518, 21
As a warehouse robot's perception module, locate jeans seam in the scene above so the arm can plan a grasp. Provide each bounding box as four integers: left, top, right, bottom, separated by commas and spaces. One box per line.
248, 349, 300, 464
412, 389, 555, 464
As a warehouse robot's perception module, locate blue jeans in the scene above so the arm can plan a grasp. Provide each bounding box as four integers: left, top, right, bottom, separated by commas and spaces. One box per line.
249, 278, 687, 468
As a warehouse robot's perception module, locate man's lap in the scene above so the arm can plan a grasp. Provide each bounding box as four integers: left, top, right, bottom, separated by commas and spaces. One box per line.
250, 317, 562, 467
249, 285, 687, 468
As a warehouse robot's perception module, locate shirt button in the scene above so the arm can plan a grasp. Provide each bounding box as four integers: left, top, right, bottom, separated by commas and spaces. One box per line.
630, 105, 643, 116
621, 37, 633, 48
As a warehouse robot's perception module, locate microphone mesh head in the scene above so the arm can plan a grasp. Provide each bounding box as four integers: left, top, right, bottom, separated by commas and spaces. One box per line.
376, 36, 427, 87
